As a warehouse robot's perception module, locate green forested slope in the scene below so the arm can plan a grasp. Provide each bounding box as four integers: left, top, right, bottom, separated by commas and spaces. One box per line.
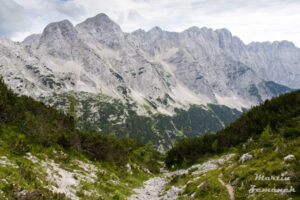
166, 90, 300, 167
0, 79, 162, 199
165, 90, 300, 199
45, 92, 242, 150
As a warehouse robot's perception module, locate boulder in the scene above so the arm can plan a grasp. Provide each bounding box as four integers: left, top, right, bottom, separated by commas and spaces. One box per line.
239, 153, 253, 163
284, 155, 295, 162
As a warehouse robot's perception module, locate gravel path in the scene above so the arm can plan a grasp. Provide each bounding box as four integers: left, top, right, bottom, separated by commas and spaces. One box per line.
128, 154, 235, 200
218, 173, 235, 200
129, 177, 167, 200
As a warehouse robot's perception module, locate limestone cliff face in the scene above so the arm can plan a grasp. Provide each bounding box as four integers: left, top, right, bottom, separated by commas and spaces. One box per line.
0, 13, 296, 115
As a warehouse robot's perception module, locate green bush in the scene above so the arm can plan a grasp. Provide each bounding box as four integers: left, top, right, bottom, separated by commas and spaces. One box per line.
259, 125, 273, 147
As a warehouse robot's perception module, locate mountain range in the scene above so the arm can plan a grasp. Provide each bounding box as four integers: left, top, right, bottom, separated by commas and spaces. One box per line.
0, 13, 298, 150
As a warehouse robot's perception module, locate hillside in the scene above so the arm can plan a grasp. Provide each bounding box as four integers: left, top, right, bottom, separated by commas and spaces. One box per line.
44, 91, 242, 151
0, 13, 296, 150
0, 73, 299, 200
165, 90, 300, 199
0, 78, 162, 199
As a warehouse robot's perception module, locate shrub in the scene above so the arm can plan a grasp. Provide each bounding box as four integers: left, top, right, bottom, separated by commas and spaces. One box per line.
259, 125, 273, 147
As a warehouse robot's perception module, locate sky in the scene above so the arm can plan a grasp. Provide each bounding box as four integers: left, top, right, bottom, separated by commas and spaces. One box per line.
1, 0, 300, 47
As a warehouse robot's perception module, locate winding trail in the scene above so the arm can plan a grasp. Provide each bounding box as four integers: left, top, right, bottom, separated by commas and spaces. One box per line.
128, 154, 235, 200
129, 177, 167, 200
218, 173, 235, 200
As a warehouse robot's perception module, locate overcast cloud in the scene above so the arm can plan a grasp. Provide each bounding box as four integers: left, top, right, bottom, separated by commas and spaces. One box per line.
1, 0, 300, 47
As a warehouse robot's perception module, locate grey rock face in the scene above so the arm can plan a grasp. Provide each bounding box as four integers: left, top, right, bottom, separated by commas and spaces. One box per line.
76, 13, 125, 49
247, 41, 300, 88
37, 20, 81, 60
0, 13, 297, 116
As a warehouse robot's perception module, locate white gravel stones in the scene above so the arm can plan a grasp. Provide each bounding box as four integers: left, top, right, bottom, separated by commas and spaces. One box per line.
239, 153, 253, 163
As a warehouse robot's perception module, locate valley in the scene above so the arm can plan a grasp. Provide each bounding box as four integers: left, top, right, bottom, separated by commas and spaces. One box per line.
0, 11, 299, 200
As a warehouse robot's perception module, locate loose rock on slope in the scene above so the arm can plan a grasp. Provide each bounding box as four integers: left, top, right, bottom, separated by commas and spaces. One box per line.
129, 154, 235, 200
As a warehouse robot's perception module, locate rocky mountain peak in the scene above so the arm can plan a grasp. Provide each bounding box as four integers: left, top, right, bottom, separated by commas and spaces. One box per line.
22, 34, 41, 47
145, 26, 164, 41
277, 40, 296, 48
148, 26, 163, 33
0, 35, 14, 46
35, 19, 82, 60
216, 28, 232, 37
131, 29, 146, 36
182, 26, 215, 41
42, 20, 76, 38
75, 13, 124, 49
38, 19, 79, 47
76, 13, 122, 34
184, 26, 201, 33
92, 13, 110, 20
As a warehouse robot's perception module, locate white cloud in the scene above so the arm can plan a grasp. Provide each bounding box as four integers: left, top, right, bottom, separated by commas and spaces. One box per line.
0, 0, 300, 47
0, 0, 31, 37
